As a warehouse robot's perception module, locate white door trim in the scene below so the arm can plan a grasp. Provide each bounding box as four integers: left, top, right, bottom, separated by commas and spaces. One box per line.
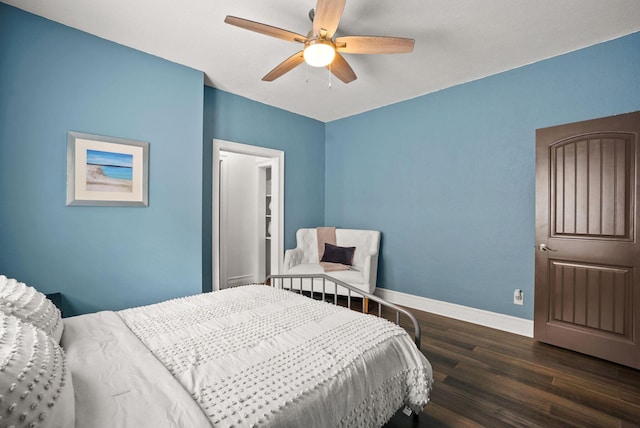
213, 139, 284, 291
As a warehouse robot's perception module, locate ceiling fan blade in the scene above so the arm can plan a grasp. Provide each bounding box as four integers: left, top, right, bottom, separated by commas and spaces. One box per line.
335, 36, 415, 54
313, 0, 346, 38
327, 53, 356, 84
225, 16, 307, 43
262, 51, 305, 81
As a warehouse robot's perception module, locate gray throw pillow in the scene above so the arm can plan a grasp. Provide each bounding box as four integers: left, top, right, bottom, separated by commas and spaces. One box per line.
321, 243, 356, 266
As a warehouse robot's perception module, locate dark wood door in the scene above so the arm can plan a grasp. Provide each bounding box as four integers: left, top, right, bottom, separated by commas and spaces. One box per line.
535, 111, 640, 369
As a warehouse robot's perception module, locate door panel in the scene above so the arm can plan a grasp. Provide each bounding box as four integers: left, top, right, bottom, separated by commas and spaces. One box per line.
549, 261, 631, 338
551, 135, 633, 238
535, 111, 640, 369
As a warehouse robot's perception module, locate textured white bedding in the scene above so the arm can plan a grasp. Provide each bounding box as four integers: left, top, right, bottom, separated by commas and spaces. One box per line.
63, 285, 433, 427
61, 311, 212, 428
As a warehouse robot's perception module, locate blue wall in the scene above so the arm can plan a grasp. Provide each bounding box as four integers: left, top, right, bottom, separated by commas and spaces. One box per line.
0, 4, 205, 316
202, 88, 325, 292
325, 31, 640, 319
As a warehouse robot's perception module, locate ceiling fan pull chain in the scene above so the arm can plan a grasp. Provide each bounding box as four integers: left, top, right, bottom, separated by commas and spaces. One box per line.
328, 64, 332, 90
305, 63, 309, 83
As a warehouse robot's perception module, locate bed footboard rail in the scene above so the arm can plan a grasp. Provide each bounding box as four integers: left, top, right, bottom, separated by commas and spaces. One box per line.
266, 274, 422, 350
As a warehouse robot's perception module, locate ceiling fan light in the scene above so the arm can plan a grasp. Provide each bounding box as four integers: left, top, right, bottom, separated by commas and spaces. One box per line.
303, 39, 335, 67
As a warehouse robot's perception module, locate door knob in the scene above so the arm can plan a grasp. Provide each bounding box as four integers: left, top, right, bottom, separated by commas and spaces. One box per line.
538, 243, 557, 252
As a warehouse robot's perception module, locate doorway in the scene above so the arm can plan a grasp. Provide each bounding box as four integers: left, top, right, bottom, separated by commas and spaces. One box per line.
213, 139, 284, 291
534, 111, 640, 369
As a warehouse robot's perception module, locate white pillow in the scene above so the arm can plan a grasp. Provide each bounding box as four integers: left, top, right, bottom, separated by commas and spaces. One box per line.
0, 275, 64, 343
0, 311, 75, 428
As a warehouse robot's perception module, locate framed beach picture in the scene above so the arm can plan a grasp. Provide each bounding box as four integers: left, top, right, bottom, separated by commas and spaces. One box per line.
66, 131, 149, 206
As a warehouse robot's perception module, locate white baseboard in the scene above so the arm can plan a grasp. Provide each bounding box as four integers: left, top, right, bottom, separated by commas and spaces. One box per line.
374, 288, 534, 337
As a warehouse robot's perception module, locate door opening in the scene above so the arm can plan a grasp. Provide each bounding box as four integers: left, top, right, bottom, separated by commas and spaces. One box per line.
213, 139, 284, 291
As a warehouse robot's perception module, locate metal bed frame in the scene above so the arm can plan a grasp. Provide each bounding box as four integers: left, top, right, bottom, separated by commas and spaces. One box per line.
266, 274, 422, 350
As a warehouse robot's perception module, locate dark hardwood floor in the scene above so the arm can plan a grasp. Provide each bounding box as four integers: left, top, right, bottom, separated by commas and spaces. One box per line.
379, 302, 640, 428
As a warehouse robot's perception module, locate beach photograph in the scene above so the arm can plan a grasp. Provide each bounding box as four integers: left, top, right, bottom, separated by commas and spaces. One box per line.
86, 149, 133, 192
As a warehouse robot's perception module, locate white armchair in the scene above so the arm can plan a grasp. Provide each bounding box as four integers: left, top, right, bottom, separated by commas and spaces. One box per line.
283, 228, 381, 296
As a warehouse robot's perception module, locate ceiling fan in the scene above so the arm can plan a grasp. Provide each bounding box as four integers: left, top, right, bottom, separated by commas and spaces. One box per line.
224, 0, 415, 84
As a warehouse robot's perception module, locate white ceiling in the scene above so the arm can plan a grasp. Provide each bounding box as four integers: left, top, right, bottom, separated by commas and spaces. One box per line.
4, 0, 640, 122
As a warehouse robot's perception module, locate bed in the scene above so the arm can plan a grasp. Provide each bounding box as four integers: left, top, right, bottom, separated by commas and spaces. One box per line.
0, 274, 433, 428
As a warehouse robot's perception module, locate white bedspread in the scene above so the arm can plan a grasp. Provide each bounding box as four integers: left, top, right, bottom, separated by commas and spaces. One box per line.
118, 285, 433, 427
61, 311, 212, 428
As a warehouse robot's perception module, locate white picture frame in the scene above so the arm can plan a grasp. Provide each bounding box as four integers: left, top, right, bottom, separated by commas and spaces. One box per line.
66, 131, 149, 206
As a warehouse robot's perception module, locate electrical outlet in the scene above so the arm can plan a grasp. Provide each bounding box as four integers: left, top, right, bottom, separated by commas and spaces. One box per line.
513, 289, 523, 305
